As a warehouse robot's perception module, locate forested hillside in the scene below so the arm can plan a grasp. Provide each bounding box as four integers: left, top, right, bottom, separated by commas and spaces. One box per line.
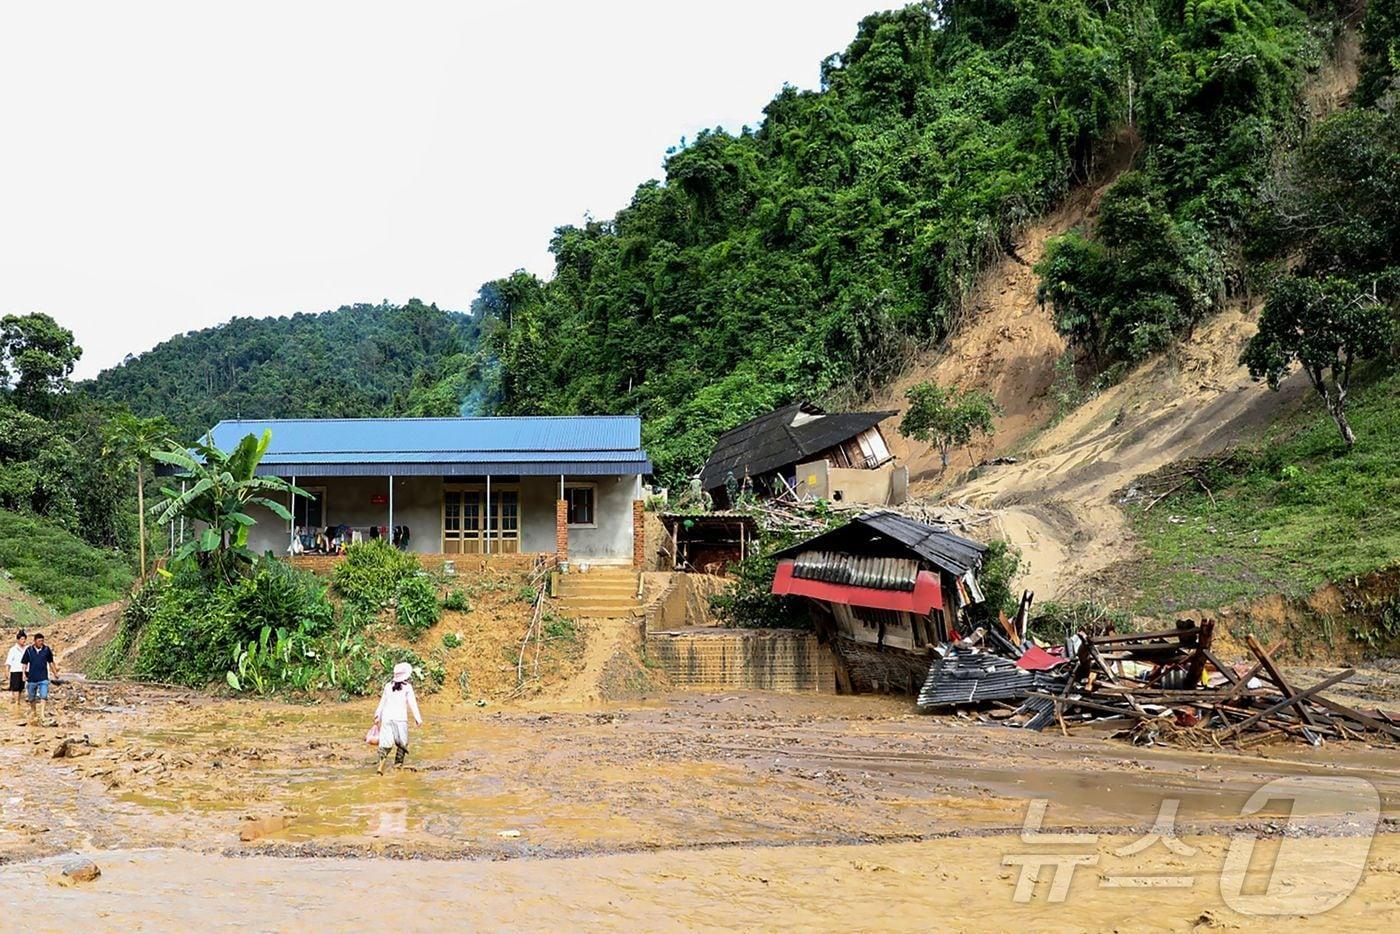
480, 0, 1392, 486
89, 299, 489, 439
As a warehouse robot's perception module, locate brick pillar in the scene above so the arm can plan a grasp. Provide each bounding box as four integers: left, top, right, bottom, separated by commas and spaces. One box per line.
632, 498, 646, 570
555, 499, 569, 562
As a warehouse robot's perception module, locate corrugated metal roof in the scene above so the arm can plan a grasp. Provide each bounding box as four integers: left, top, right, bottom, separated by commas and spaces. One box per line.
195, 416, 650, 476
770, 510, 986, 577
698, 403, 895, 491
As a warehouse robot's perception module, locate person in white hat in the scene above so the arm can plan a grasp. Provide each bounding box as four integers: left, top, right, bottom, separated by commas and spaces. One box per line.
373, 662, 422, 774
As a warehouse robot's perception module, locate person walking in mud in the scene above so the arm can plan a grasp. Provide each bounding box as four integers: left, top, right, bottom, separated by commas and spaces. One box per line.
6, 630, 26, 721
373, 662, 421, 774
21, 632, 58, 726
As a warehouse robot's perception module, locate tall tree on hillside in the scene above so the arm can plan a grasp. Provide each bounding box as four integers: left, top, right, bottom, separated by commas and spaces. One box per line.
1243, 107, 1400, 446
898, 381, 1000, 469
1241, 276, 1393, 447
0, 313, 81, 416
103, 412, 174, 579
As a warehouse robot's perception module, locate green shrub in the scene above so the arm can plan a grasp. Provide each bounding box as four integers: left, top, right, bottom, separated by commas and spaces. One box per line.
543, 613, 578, 642
89, 575, 165, 678
331, 540, 420, 612
442, 588, 471, 612
394, 573, 441, 637
963, 540, 1021, 632
441, 631, 463, 649
374, 645, 445, 694
1029, 600, 1133, 644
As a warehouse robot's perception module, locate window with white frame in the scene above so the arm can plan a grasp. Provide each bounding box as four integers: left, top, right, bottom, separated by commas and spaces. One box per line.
565, 485, 595, 527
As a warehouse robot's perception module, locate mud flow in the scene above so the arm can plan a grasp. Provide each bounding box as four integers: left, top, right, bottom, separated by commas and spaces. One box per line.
3, 683, 1400, 929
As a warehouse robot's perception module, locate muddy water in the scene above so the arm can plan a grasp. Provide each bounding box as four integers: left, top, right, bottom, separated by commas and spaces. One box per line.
4, 687, 1400, 928
5, 834, 1400, 930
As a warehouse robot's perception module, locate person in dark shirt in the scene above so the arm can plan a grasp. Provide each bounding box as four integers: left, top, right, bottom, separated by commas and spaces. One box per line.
21, 632, 58, 726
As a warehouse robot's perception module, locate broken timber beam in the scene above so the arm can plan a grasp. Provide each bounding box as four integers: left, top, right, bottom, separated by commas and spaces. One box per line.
1246, 635, 1318, 728
1217, 669, 1354, 740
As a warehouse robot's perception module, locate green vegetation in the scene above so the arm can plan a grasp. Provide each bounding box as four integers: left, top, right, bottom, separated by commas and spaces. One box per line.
151, 430, 305, 581
1029, 599, 1133, 643
1130, 369, 1400, 613
1, 314, 135, 554
1037, 0, 1319, 369
95, 551, 447, 697
0, 510, 134, 615
477, 0, 1335, 487
963, 540, 1020, 631
898, 381, 998, 469
87, 299, 487, 440
393, 574, 442, 638
1358, 0, 1400, 105
441, 589, 471, 613
1241, 105, 1400, 445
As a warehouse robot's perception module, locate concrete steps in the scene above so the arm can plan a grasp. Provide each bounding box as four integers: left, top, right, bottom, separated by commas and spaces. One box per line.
555, 569, 640, 619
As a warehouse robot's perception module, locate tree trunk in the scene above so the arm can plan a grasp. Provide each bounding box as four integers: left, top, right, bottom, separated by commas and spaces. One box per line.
136, 463, 147, 580
1328, 402, 1356, 447
939, 442, 951, 470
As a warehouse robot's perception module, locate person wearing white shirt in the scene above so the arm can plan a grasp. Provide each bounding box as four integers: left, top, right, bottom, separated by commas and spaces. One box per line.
6, 630, 26, 720
373, 662, 422, 774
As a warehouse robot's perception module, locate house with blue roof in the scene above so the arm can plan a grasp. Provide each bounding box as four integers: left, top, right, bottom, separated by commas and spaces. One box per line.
205, 416, 651, 566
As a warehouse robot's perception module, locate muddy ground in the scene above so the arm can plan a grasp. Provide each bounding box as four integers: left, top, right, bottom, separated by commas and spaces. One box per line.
2, 680, 1399, 929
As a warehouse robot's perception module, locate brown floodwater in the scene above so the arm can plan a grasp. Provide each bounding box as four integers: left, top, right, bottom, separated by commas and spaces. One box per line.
3, 685, 1399, 928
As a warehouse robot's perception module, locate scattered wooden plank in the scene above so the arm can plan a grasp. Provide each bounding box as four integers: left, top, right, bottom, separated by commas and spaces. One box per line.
1309, 696, 1400, 740
1217, 670, 1354, 740
1245, 635, 1319, 728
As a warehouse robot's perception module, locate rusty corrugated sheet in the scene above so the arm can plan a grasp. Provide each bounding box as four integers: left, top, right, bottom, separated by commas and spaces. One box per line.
791, 550, 920, 591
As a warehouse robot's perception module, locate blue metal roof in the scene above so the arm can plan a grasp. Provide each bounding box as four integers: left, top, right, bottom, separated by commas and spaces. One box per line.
203, 417, 651, 477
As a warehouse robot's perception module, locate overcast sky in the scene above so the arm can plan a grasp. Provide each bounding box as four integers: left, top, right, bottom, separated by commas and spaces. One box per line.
0, 1, 885, 379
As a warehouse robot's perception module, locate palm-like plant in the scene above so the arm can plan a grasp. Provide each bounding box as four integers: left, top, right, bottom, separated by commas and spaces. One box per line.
103, 411, 173, 580
151, 430, 307, 580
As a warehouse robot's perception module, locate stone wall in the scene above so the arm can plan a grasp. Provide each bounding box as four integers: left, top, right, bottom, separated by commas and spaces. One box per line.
645, 629, 836, 693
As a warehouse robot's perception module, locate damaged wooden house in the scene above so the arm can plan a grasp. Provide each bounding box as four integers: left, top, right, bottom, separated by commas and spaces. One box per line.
770, 510, 988, 694
699, 402, 908, 508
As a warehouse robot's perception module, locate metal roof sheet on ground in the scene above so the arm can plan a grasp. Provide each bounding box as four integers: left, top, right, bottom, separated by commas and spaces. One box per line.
194, 416, 651, 477
770, 509, 987, 577
698, 402, 895, 491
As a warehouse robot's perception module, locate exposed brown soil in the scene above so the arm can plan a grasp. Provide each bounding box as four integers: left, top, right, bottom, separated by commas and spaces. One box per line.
868, 33, 1362, 606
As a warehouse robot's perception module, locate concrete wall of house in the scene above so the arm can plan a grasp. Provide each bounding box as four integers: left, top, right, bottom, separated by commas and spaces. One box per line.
561, 474, 638, 565
240, 472, 637, 560
244, 475, 443, 555
519, 476, 557, 553
794, 460, 905, 506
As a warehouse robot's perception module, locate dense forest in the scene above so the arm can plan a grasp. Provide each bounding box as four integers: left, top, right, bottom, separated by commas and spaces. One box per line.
88, 299, 492, 440
473, 0, 1396, 486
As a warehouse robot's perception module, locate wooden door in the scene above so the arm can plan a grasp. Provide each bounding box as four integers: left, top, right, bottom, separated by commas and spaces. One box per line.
442, 490, 484, 553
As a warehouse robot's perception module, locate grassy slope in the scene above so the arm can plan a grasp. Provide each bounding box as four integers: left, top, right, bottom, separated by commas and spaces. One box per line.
0, 510, 135, 615
1129, 367, 1400, 613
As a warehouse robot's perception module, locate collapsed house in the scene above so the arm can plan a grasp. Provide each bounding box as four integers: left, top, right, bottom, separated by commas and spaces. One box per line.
699, 402, 907, 508
770, 510, 987, 693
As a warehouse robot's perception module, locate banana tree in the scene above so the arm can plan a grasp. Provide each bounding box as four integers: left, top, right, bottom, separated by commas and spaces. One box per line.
151, 430, 307, 580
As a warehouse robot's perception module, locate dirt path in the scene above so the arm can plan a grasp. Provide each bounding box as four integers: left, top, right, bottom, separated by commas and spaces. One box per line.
46, 601, 123, 673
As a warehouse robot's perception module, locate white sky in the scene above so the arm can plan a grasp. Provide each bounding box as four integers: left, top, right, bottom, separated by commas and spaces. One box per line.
0, 1, 886, 379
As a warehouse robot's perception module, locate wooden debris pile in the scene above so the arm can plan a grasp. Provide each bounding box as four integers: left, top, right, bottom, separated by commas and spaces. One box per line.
919, 618, 1400, 748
